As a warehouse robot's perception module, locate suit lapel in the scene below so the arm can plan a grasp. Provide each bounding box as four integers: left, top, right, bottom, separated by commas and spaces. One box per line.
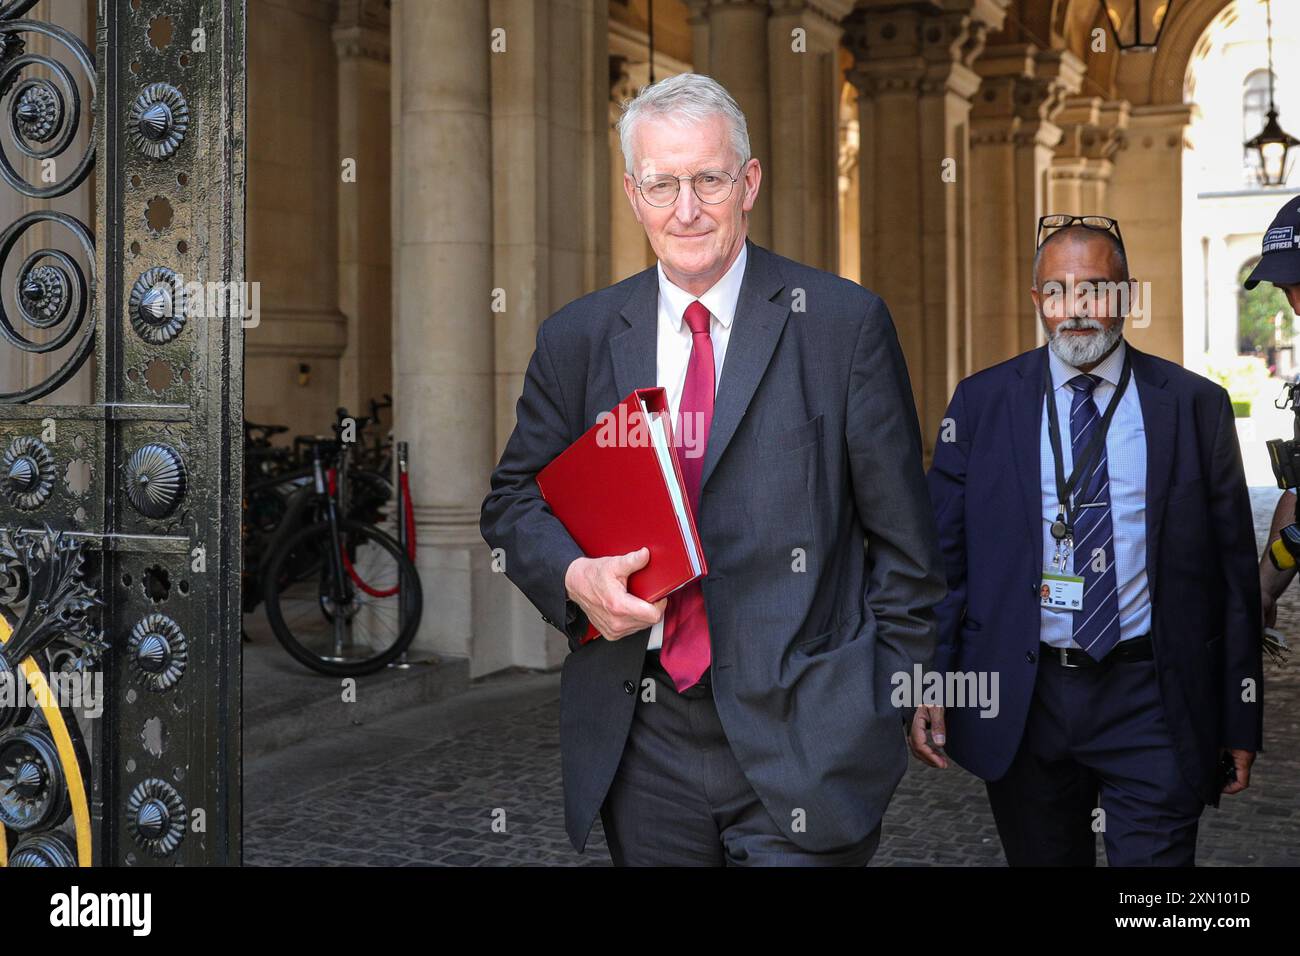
1131, 346, 1176, 598
1009, 347, 1047, 576
699, 240, 789, 491
613, 241, 790, 489
611, 266, 658, 402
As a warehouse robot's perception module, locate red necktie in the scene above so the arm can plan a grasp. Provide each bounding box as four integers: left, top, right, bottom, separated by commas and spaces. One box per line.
661, 300, 713, 691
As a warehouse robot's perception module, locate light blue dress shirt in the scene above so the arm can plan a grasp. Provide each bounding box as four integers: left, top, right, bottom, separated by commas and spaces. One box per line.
1039, 339, 1151, 647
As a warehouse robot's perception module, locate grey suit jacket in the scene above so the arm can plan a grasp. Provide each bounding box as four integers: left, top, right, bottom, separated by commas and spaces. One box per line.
480, 238, 945, 853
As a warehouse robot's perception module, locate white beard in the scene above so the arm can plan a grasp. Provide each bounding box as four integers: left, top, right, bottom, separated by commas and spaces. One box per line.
1045, 316, 1124, 368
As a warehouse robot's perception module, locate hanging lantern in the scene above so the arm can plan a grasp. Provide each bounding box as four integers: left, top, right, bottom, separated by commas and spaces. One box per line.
1245, 0, 1299, 186
1247, 108, 1300, 187
1097, 0, 1173, 52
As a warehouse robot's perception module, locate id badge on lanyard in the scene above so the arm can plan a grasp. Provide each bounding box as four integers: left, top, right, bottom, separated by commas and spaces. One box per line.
1042, 526, 1083, 610
1039, 349, 1131, 613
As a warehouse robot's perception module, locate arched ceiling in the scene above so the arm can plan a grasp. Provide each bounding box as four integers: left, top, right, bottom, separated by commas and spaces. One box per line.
1047, 0, 1237, 105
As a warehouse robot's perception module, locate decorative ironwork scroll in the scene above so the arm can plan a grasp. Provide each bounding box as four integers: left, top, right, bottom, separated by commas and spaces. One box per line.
0, 0, 245, 866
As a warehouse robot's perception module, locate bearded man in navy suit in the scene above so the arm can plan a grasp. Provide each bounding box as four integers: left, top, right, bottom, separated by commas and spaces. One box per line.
916, 218, 1263, 866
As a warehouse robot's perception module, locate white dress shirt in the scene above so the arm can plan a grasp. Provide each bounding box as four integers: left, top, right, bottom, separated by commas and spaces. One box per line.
646, 242, 747, 651
1039, 338, 1151, 647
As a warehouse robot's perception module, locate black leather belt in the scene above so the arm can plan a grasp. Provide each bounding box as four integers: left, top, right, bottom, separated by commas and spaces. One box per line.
1040, 634, 1153, 669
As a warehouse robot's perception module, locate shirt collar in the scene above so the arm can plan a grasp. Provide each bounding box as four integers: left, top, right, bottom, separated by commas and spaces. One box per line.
1048, 336, 1127, 391
657, 241, 747, 332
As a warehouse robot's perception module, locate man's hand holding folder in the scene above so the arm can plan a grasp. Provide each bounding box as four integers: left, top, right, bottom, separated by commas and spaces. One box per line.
536, 387, 708, 645
564, 547, 668, 641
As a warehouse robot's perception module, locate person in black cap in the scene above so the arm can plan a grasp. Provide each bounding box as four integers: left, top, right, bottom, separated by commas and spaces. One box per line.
1248, 196, 1300, 627
1244, 196, 1300, 302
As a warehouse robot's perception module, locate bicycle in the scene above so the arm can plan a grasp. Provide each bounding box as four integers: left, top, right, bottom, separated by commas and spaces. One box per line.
242, 407, 395, 612
258, 433, 422, 676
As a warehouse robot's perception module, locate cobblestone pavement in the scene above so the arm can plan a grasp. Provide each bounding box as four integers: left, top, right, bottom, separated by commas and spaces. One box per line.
245, 488, 1300, 866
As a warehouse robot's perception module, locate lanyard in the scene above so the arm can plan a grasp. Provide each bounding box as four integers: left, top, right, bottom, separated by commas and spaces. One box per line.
1043, 348, 1132, 538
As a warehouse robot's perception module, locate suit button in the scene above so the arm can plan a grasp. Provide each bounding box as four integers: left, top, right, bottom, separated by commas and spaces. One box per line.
1026, 650, 1037, 663
623, 680, 635, 694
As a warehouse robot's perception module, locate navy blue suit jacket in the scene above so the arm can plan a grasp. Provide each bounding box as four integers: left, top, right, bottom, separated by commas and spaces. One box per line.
926, 343, 1263, 806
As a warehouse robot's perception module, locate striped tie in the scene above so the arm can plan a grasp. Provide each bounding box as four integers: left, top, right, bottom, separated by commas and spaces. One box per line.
1068, 373, 1121, 661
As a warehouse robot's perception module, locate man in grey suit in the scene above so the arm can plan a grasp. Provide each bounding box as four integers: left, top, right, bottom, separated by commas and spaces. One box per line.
480, 73, 944, 865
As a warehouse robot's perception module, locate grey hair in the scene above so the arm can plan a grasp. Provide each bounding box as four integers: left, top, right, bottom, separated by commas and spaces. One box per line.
616, 72, 750, 177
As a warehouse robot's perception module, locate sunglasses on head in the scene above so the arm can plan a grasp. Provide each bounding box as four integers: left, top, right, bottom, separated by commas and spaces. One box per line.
1036, 214, 1125, 253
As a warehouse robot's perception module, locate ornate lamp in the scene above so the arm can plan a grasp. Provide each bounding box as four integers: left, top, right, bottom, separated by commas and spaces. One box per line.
1245, 0, 1299, 186
1096, 0, 1173, 52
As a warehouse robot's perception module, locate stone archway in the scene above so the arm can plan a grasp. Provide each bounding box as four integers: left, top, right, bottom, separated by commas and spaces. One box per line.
1050, 0, 1237, 106
1149, 0, 1238, 105
1178, 0, 1300, 372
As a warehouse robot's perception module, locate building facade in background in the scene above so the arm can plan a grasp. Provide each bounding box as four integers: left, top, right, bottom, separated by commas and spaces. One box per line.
8, 0, 1293, 679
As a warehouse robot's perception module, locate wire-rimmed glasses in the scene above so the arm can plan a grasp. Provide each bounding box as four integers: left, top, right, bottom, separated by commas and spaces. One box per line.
635, 166, 744, 207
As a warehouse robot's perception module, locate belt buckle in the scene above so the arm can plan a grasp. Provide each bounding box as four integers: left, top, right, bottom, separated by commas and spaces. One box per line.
1057, 646, 1081, 669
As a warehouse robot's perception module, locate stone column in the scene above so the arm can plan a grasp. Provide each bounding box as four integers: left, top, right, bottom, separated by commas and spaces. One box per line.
1049, 96, 1129, 214
687, 0, 773, 245
838, 79, 862, 283
968, 44, 1082, 371
244, 0, 347, 437
333, 0, 392, 417
1106, 104, 1193, 363
391, 0, 494, 663
845, 0, 1009, 449
767, 0, 855, 270
610, 54, 653, 281
1202, 233, 1238, 364
686, 0, 711, 74
481, 0, 610, 673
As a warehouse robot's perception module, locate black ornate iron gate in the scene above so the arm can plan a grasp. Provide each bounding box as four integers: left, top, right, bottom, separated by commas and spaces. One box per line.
0, 0, 244, 866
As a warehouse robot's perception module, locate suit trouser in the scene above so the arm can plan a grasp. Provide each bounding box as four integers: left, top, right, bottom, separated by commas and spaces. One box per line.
598, 650, 881, 866
985, 650, 1205, 866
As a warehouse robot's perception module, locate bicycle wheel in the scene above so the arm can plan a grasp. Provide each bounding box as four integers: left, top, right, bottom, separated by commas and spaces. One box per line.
261, 518, 422, 676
